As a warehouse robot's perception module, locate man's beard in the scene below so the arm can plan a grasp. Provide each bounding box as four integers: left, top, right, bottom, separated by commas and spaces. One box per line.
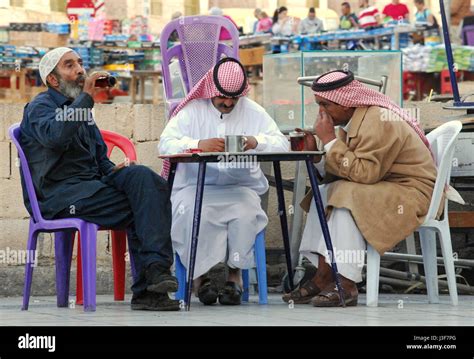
57, 74, 86, 99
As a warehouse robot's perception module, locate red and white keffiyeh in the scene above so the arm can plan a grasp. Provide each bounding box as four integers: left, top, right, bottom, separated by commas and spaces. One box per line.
312, 71, 430, 150
171, 57, 250, 118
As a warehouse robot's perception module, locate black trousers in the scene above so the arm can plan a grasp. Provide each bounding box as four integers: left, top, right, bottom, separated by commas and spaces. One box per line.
56, 165, 173, 295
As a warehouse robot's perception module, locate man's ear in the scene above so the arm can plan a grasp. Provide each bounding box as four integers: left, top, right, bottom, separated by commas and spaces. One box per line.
46, 73, 59, 87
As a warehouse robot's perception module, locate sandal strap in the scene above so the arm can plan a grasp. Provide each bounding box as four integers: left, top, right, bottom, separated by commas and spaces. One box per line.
314, 288, 358, 302
300, 280, 321, 295
288, 280, 321, 300
295, 280, 321, 298
222, 281, 242, 295
317, 289, 341, 300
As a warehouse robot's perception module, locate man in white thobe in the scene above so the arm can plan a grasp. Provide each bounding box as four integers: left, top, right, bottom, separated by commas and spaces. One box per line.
159, 58, 289, 305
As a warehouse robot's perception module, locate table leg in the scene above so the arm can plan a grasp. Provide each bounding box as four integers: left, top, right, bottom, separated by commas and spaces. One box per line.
167, 162, 177, 189
185, 161, 207, 311
305, 159, 345, 307
289, 161, 307, 270
273, 161, 294, 291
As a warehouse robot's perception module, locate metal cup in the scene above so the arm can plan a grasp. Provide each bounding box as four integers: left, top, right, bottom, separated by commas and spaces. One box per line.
225, 135, 247, 152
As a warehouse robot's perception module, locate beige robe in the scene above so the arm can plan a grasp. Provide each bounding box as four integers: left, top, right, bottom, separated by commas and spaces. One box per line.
301, 106, 438, 255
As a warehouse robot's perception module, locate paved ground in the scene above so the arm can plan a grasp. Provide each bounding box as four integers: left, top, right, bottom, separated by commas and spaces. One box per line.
0, 294, 472, 326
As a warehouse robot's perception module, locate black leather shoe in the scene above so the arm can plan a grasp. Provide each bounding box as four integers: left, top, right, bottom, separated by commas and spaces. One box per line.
131, 291, 180, 311
218, 281, 242, 305
145, 263, 179, 294
197, 278, 218, 305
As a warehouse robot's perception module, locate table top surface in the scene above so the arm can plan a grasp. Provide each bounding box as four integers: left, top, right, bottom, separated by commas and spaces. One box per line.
159, 151, 324, 163
405, 101, 474, 131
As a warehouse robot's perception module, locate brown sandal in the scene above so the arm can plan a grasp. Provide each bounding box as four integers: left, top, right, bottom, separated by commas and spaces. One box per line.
282, 280, 321, 304
310, 286, 358, 307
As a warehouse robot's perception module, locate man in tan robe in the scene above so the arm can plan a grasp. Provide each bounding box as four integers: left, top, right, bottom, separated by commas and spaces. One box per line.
283, 70, 437, 307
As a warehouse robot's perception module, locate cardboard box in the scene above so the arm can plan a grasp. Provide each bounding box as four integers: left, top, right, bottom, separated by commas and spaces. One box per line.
239, 46, 266, 67
8, 31, 68, 47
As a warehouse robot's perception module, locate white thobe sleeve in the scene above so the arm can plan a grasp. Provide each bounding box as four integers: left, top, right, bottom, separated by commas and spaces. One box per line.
323, 138, 337, 152
254, 112, 290, 153
313, 138, 336, 177
314, 158, 326, 177
158, 108, 200, 155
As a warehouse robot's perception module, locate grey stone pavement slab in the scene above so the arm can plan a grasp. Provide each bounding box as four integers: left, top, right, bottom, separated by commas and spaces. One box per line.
0, 294, 472, 326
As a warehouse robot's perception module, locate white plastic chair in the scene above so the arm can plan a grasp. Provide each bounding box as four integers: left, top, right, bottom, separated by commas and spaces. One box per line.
366, 120, 462, 307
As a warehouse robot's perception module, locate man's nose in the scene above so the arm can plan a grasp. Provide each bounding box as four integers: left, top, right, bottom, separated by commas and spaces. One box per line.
223, 99, 234, 106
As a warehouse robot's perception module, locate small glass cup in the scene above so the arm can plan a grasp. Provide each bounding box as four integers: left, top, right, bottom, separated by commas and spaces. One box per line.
289, 131, 305, 151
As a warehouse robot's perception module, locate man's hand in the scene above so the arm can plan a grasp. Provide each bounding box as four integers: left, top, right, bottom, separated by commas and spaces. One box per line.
294, 128, 322, 163
198, 138, 225, 152
83, 71, 110, 98
112, 159, 139, 173
314, 109, 336, 145
244, 136, 258, 151
294, 128, 317, 151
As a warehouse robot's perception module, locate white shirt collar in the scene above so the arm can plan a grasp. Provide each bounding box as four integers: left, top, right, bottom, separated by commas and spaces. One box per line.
207, 97, 242, 120
207, 99, 224, 118
342, 119, 352, 133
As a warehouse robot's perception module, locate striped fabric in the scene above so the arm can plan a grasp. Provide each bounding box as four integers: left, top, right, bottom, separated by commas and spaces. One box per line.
312, 71, 431, 150
358, 6, 379, 28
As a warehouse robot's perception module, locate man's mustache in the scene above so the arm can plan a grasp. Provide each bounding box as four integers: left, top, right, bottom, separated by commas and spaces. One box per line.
75, 74, 86, 85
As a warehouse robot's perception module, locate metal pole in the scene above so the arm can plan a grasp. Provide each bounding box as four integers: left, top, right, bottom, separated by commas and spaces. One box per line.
288, 161, 307, 271
185, 161, 207, 311
439, 0, 461, 103
373, 274, 474, 294
381, 251, 474, 268
273, 161, 295, 291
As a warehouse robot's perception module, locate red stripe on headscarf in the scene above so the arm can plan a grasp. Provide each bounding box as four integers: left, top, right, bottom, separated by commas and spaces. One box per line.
313, 71, 431, 150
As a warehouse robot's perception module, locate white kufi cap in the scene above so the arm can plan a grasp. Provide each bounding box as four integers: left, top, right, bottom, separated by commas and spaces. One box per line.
39, 47, 75, 85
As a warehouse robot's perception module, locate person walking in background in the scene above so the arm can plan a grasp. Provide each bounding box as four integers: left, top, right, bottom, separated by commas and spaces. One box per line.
451, 0, 474, 44
382, 0, 409, 23
414, 0, 437, 26
358, 0, 380, 29
256, 11, 273, 33
272, 6, 299, 36
340, 2, 359, 30
209, 7, 240, 40
298, 7, 324, 34
252, 8, 262, 33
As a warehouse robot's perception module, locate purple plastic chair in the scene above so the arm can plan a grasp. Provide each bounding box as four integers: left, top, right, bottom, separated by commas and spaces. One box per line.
462, 25, 474, 46
9, 123, 99, 312
160, 15, 240, 119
